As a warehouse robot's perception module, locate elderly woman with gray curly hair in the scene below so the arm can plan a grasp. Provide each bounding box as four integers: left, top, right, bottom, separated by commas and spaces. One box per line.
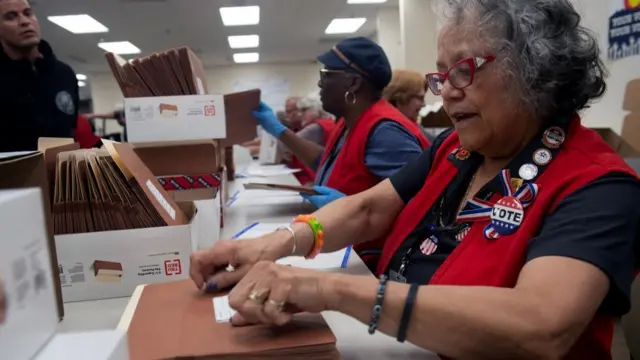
190, 0, 640, 358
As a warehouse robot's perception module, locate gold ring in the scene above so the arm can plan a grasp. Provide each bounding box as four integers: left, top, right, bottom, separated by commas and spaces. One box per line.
247, 289, 268, 303
267, 299, 286, 312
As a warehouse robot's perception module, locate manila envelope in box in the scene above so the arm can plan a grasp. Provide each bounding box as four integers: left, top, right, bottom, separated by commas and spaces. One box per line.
0, 151, 64, 320
133, 140, 222, 249
102, 139, 189, 226
54, 202, 199, 302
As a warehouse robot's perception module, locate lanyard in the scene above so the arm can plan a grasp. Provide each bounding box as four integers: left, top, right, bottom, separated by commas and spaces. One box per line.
395, 194, 468, 279
317, 128, 348, 186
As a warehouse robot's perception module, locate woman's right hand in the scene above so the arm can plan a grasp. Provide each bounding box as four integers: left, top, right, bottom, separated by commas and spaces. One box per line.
189, 232, 292, 292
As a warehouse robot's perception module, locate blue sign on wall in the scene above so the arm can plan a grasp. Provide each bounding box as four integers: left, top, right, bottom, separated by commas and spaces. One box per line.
608, 6, 640, 61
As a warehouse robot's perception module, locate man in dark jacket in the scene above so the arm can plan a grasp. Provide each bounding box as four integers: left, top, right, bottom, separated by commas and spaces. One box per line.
0, 0, 79, 152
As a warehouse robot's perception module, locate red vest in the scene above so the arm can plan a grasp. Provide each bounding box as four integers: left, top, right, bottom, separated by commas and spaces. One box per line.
290, 119, 337, 184
319, 99, 430, 267
377, 118, 637, 359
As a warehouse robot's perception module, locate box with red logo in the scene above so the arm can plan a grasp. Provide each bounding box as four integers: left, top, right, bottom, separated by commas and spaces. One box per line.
124, 94, 227, 143
54, 201, 198, 302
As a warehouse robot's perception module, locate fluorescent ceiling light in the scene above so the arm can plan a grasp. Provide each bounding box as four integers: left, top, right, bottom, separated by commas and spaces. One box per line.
233, 52, 259, 63
347, 0, 388, 3
219, 6, 260, 26
47, 14, 108, 34
76, 74, 87, 81
325, 18, 367, 34
228, 35, 259, 49
78, 81, 86, 87
97, 41, 141, 55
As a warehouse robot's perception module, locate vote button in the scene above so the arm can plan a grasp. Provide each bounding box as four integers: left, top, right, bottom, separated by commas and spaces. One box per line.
490, 196, 524, 236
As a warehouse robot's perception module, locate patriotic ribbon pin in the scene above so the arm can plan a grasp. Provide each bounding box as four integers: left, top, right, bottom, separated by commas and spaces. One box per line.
457, 169, 539, 239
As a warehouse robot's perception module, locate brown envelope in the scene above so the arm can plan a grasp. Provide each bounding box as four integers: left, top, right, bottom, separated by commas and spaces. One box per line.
167, 49, 191, 95
177, 46, 208, 95
127, 280, 338, 360
221, 89, 261, 147
105, 52, 153, 98
159, 51, 187, 95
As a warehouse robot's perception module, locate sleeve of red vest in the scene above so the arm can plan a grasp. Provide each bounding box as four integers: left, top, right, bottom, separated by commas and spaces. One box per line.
74, 115, 102, 149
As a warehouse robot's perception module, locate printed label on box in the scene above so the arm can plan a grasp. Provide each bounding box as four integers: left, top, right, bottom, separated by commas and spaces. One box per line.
59, 252, 185, 289
146, 179, 176, 220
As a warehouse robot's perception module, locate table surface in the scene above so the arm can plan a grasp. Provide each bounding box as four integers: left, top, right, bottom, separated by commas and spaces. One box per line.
59, 166, 438, 360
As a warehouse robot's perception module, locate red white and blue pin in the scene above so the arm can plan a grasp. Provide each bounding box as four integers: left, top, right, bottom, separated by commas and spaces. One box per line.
457, 169, 539, 239
419, 235, 439, 255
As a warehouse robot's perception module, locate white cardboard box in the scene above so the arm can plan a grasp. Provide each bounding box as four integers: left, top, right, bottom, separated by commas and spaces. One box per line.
35, 330, 129, 360
54, 207, 199, 302
0, 189, 58, 360
124, 94, 226, 142
195, 196, 220, 249
258, 128, 279, 165
172, 190, 221, 250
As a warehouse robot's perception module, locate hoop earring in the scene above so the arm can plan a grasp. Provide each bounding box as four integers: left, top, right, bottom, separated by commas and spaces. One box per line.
344, 91, 357, 105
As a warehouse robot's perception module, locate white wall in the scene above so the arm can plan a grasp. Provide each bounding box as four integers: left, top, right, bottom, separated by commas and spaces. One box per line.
376, 7, 403, 69
90, 62, 322, 134
89, 0, 639, 134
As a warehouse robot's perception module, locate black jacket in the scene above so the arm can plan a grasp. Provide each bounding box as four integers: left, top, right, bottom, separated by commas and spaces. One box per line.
0, 40, 78, 152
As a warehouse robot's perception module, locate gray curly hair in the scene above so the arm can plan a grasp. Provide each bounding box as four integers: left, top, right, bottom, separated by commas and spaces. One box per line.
440, 0, 608, 125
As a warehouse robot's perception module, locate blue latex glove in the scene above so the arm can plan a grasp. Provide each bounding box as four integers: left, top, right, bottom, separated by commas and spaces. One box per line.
252, 101, 286, 138
300, 186, 345, 208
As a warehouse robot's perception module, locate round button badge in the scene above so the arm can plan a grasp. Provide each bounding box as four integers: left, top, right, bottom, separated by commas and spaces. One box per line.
491, 196, 524, 236
542, 127, 565, 148
518, 163, 538, 181
533, 148, 552, 166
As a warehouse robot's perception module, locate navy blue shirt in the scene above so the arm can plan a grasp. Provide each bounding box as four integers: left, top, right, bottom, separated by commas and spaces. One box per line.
389, 128, 640, 316
315, 120, 423, 185
0, 41, 78, 152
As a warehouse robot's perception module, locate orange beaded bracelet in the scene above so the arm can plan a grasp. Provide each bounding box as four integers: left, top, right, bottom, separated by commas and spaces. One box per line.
292, 214, 324, 259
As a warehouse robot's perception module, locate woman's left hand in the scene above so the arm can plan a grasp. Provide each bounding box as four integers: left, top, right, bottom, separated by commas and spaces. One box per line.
228, 261, 337, 326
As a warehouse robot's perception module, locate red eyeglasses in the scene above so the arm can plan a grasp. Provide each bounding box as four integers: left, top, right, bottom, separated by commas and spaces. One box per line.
425, 55, 496, 95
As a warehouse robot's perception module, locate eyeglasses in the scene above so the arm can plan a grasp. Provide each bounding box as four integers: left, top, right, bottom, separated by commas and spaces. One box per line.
319, 68, 349, 81
425, 55, 496, 96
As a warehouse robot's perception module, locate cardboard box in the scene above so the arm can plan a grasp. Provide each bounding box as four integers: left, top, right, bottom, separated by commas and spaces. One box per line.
0, 188, 59, 360
172, 189, 220, 249
125, 94, 227, 143
55, 202, 198, 302
620, 79, 640, 152
133, 140, 222, 249
258, 129, 282, 165
0, 152, 64, 320
592, 127, 640, 157
35, 330, 129, 360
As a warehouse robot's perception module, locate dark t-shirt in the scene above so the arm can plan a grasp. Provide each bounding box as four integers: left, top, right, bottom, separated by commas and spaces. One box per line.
388, 129, 640, 316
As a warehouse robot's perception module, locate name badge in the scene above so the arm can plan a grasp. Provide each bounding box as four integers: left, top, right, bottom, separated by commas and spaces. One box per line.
389, 270, 407, 283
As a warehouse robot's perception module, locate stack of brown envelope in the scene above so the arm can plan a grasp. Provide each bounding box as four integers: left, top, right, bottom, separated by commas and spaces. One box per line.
105, 46, 260, 147
127, 279, 340, 360
52, 140, 188, 235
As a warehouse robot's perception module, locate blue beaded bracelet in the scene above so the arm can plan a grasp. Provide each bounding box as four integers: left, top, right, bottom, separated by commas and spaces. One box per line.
368, 275, 389, 335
